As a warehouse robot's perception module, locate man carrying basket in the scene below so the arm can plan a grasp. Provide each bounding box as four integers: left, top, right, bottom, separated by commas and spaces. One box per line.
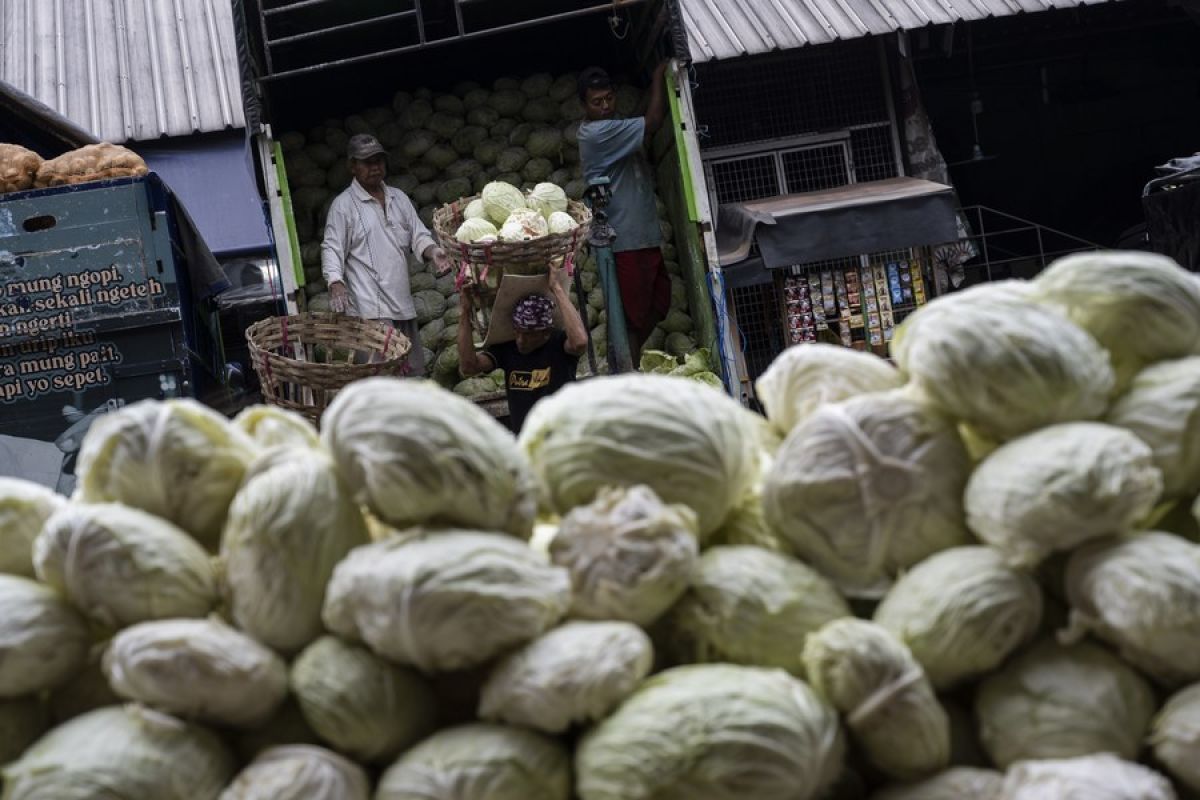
321, 133, 452, 374
457, 259, 588, 432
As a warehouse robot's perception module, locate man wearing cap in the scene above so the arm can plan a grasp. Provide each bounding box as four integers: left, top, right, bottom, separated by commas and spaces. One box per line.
577, 62, 670, 361
321, 133, 451, 374
456, 260, 588, 432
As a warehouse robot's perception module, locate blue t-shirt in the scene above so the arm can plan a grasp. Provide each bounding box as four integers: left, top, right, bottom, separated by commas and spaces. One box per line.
578, 118, 663, 254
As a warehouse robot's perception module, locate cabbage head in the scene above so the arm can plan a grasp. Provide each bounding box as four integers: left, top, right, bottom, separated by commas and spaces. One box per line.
34, 502, 218, 629
455, 216, 498, 243
102, 617, 289, 727
220, 745, 370, 800
0, 477, 65, 577
322, 530, 570, 672
0, 696, 48, 765
756, 343, 904, 437
964, 422, 1162, 567
549, 485, 698, 626
871, 768, 1004, 800
479, 621, 653, 734
661, 546, 849, 675
321, 378, 537, 539
231, 405, 320, 451
763, 389, 972, 596
974, 638, 1156, 768
520, 374, 760, 538
1151, 682, 1200, 792
499, 208, 549, 241
463, 197, 486, 219
1001, 753, 1177, 800
1033, 250, 1200, 391
1, 705, 235, 800
291, 635, 436, 764
547, 210, 578, 234
0, 574, 89, 697
481, 180, 526, 225
802, 618, 949, 780
527, 182, 568, 217
576, 664, 844, 800
377, 723, 571, 800
874, 547, 1042, 690
221, 449, 369, 654
76, 398, 258, 547
1063, 531, 1200, 686
891, 281, 1114, 441
1107, 356, 1200, 499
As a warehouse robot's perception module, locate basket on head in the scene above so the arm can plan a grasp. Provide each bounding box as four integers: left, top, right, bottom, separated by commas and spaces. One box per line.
433, 195, 592, 338
245, 313, 412, 425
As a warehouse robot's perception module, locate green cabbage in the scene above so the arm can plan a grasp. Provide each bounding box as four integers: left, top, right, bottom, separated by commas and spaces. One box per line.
436, 177, 472, 204
802, 618, 948, 780
76, 398, 258, 548
0, 696, 48, 765
321, 378, 537, 538
549, 485, 698, 626
577, 664, 844, 800
1151, 682, 1200, 792
974, 638, 1156, 768
1063, 531, 1200, 686
756, 343, 904, 437
34, 502, 219, 629
520, 374, 760, 537
523, 157, 554, 182
526, 127, 564, 158
661, 546, 850, 675
873, 547, 1042, 690
220, 745, 370, 800
871, 768, 1004, 800
497, 147, 531, 174
891, 281, 1115, 441
521, 72, 554, 97
221, 449, 369, 654
527, 182, 568, 217
479, 621, 653, 733
102, 617, 289, 728
0, 574, 89, 697
481, 180, 527, 225
0, 477, 65, 577
291, 636, 436, 764
2, 705, 235, 800
964, 422, 1163, 567
489, 89, 526, 116
463, 197, 486, 219
763, 389, 972, 596
1001, 753, 1177, 800
1033, 250, 1200, 391
377, 723, 571, 800
231, 405, 320, 451
322, 530, 570, 672
1107, 356, 1200, 499
455, 217, 498, 243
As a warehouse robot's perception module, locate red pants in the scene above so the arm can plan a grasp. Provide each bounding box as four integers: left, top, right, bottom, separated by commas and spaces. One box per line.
614, 248, 671, 341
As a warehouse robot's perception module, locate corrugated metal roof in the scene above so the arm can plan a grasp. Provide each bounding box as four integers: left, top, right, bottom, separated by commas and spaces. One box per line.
0, 0, 245, 143
680, 0, 1117, 62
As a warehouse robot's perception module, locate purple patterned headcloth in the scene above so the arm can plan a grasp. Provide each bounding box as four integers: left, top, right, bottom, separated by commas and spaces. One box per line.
512, 294, 555, 331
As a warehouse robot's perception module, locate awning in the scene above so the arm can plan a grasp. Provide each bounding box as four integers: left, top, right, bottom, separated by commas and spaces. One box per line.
716, 177, 959, 268
138, 132, 273, 258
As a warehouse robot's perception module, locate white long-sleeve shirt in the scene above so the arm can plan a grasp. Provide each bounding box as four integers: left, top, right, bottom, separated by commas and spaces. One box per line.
320, 179, 437, 320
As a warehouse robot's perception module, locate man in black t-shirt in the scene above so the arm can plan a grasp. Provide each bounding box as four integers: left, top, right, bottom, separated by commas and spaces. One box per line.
457, 261, 588, 432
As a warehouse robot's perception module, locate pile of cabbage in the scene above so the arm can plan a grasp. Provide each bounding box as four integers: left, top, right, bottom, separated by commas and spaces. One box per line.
282, 71, 704, 398
3, 249, 1200, 799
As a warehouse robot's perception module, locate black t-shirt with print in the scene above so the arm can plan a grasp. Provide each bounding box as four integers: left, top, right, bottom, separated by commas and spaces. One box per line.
483, 331, 580, 433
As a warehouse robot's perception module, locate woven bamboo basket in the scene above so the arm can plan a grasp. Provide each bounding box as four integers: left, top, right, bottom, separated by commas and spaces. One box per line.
433, 196, 592, 337
245, 313, 412, 425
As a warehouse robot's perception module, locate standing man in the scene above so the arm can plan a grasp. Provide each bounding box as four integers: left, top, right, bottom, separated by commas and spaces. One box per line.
457, 260, 588, 432
577, 62, 671, 361
321, 133, 451, 374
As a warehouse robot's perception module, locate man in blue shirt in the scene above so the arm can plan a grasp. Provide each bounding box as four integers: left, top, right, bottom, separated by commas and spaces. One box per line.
577, 63, 671, 361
